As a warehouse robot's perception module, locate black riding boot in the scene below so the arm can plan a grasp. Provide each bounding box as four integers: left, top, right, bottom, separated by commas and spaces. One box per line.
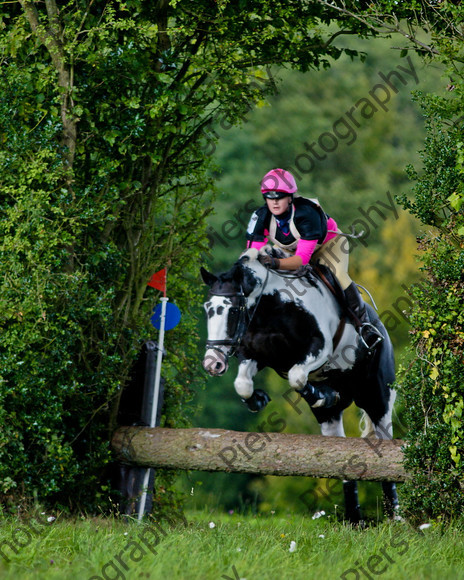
344, 282, 383, 350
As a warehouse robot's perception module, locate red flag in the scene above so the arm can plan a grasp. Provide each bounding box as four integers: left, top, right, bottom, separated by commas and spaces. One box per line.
147, 268, 167, 296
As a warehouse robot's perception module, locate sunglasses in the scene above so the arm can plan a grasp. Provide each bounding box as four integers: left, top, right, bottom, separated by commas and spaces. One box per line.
262, 191, 291, 200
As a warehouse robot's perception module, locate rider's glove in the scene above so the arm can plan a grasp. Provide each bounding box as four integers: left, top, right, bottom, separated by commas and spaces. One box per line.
258, 254, 280, 270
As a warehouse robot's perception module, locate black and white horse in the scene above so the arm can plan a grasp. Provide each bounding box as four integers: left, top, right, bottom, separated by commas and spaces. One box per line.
200, 248, 399, 523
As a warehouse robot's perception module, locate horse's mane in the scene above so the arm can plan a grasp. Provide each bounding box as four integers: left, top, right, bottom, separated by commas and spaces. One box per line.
238, 247, 321, 289
207, 249, 260, 295
211, 247, 325, 296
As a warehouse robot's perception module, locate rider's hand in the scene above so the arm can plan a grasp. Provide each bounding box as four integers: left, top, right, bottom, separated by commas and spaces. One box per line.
258, 254, 280, 270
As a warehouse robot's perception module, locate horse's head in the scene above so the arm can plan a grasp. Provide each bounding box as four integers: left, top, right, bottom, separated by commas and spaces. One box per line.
200, 250, 262, 376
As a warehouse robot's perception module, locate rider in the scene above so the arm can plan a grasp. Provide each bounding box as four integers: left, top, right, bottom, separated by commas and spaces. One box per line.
246, 168, 382, 349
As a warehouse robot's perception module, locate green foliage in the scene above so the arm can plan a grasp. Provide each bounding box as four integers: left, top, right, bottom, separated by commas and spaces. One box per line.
399, 263, 464, 520
396, 27, 464, 519
0, 1, 382, 512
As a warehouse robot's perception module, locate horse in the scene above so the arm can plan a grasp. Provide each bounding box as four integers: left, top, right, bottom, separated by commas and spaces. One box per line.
200, 248, 399, 523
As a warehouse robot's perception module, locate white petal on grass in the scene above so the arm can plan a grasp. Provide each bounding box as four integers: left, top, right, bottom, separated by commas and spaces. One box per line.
312, 510, 326, 520
209, 521, 216, 528
419, 523, 432, 530
289, 541, 297, 552
318, 534, 325, 538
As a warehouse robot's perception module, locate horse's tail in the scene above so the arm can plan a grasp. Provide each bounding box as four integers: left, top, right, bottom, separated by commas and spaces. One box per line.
359, 410, 375, 438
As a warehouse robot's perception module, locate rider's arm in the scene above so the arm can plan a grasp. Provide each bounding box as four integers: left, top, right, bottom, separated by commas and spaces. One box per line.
278, 239, 318, 269
295, 239, 319, 265
248, 240, 267, 250
275, 255, 303, 270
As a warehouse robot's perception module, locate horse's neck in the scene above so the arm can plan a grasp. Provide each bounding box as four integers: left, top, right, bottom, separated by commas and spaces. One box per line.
271, 270, 342, 321
246, 268, 333, 307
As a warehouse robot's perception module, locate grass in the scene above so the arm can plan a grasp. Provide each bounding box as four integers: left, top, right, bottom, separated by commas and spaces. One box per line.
0, 509, 463, 579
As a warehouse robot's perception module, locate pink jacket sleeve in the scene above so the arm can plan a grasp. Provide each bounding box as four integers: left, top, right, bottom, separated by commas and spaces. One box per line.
247, 240, 267, 250
295, 239, 318, 265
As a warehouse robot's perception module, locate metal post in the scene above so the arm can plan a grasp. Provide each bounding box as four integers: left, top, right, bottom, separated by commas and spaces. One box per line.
137, 297, 168, 521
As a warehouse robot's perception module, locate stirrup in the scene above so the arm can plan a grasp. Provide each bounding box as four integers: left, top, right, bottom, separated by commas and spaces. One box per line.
359, 322, 383, 351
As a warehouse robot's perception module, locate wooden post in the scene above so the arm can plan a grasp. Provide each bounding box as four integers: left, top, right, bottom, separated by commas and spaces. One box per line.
112, 426, 408, 483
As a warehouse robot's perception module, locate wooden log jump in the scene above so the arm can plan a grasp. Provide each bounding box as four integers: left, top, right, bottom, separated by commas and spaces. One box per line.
112, 427, 407, 482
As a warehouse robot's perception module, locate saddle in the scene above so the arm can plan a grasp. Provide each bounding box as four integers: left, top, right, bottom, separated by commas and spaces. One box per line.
302, 262, 349, 351
266, 247, 375, 346
309, 263, 374, 342
311, 263, 346, 309
303, 262, 365, 349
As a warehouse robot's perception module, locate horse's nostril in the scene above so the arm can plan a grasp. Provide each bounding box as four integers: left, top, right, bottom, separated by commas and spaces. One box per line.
202, 354, 227, 376
210, 361, 225, 374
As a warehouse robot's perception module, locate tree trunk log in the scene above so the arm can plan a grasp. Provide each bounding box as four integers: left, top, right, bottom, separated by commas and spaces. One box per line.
112, 427, 408, 482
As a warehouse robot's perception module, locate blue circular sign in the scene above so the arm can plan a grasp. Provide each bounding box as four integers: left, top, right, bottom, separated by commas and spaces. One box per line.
151, 302, 182, 330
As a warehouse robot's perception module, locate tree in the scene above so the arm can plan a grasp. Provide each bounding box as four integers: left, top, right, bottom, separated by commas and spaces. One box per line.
0, 1, 378, 511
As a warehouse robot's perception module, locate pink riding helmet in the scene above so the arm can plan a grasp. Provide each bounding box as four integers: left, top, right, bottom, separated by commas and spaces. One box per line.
261, 168, 298, 197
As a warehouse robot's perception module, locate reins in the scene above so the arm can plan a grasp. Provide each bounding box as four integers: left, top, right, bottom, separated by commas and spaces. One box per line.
205, 267, 270, 359
206, 263, 348, 360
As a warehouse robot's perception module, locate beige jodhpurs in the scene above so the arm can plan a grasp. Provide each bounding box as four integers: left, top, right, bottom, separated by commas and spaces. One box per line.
311, 231, 352, 290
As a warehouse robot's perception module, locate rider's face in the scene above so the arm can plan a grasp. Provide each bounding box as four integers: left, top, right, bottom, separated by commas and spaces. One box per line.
266, 196, 292, 216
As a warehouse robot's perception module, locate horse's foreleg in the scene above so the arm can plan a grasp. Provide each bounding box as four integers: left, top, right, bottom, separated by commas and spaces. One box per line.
234, 359, 258, 398
234, 359, 270, 412
320, 416, 363, 524
288, 346, 331, 392
288, 346, 339, 408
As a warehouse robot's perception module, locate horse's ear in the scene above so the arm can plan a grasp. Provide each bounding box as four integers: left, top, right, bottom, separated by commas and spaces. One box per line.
233, 262, 256, 295
230, 262, 243, 283
200, 267, 218, 287
239, 248, 258, 262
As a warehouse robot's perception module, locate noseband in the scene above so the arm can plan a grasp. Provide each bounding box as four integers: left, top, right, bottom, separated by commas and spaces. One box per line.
205, 288, 249, 359
205, 269, 269, 361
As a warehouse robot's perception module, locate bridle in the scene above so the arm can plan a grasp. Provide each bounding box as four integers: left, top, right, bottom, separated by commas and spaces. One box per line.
205, 269, 269, 360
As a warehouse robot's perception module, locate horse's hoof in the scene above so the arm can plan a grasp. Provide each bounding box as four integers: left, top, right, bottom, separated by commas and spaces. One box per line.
298, 384, 340, 409
241, 389, 271, 412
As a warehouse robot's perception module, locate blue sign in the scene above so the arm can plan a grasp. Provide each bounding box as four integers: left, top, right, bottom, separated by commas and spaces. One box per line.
151, 302, 182, 330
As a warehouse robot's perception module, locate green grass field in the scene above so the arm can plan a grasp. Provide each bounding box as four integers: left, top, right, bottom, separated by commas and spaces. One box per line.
0, 509, 463, 580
